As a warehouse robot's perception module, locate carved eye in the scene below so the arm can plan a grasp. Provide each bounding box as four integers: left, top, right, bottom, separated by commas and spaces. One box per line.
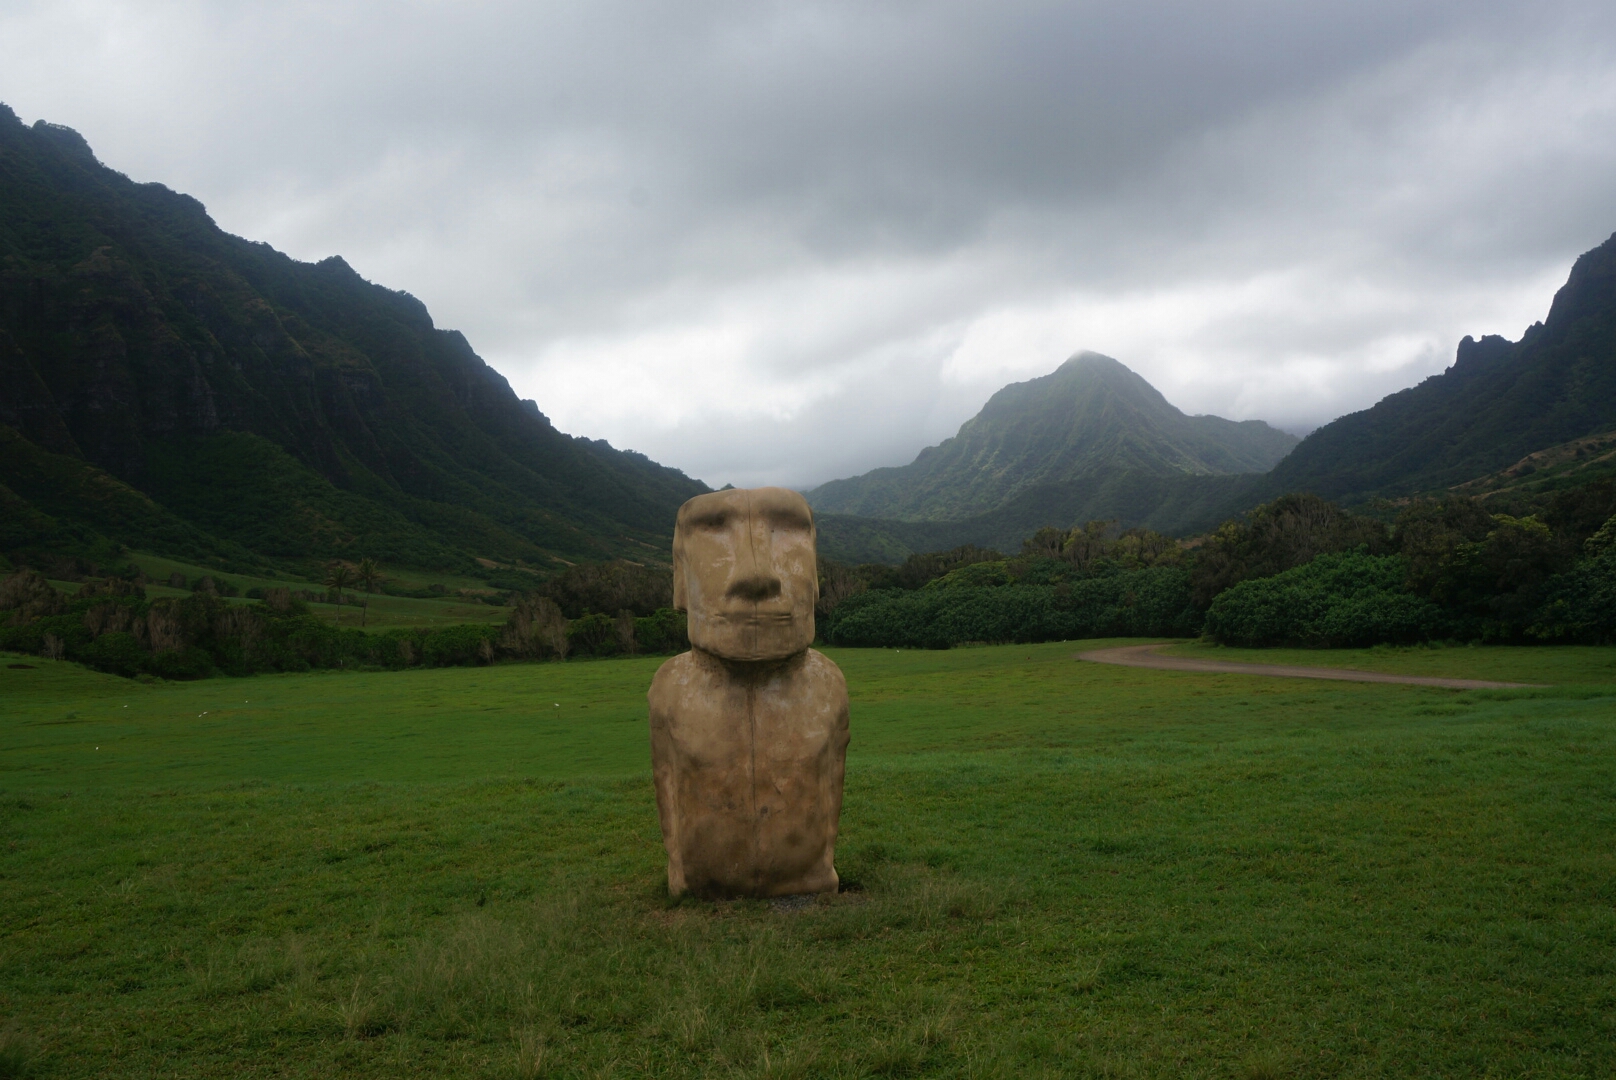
688, 510, 731, 530
763, 509, 812, 532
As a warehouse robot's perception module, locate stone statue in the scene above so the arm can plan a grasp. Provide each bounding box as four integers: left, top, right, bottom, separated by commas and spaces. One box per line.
648, 487, 850, 898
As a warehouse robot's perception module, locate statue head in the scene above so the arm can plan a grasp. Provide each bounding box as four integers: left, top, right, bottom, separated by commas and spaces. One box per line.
673, 487, 818, 662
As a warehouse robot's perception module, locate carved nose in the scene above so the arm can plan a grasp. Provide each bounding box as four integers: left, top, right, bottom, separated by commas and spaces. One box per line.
727, 573, 781, 602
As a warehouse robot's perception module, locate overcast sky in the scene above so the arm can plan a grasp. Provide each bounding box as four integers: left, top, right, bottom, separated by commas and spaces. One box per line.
4, 1, 1615, 488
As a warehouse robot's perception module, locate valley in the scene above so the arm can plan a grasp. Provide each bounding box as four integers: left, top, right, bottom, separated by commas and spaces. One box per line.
6, 11, 1616, 1080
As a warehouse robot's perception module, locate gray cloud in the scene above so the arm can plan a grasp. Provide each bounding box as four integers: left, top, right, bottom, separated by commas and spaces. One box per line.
4, 0, 1615, 488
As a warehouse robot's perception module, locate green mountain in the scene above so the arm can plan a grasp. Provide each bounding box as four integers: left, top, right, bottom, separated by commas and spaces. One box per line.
817, 231, 1616, 564
0, 106, 707, 573
1267, 231, 1616, 503
806, 352, 1297, 522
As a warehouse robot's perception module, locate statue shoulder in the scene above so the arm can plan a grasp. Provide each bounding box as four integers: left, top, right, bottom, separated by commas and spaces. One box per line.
649, 651, 724, 706
802, 648, 848, 694
650, 651, 696, 693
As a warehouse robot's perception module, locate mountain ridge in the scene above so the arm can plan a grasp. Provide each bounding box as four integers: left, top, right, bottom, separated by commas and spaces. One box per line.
1265, 231, 1616, 503
0, 105, 708, 572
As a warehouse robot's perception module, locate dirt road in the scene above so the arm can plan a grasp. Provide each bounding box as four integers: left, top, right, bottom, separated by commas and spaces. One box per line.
1076, 643, 1539, 690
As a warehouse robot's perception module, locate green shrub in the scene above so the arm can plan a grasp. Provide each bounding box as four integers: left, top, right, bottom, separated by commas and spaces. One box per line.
1202, 552, 1449, 647
1418, 514, 1567, 629
1528, 548, 1616, 643
1191, 494, 1392, 606
922, 561, 1015, 590
539, 561, 672, 618
566, 613, 618, 656
823, 568, 1199, 648
633, 608, 689, 655
419, 624, 497, 666
77, 631, 147, 678
148, 646, 216, 680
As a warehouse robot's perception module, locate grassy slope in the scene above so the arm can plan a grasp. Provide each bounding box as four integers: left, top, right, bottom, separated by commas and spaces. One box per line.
121, 551, 502, 595
1446, 428, 1616, 502
61, 553, 511, 630
2, 642, 1613, 1077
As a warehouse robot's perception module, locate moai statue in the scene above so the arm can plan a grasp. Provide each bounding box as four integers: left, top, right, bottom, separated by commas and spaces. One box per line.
648, 487, 850, 898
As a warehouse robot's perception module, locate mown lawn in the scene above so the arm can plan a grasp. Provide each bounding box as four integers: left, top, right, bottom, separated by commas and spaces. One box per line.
1, 641, 1613, 1078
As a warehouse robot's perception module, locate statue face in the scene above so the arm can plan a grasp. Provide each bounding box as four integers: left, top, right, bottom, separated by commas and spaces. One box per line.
673, 487, 817, 662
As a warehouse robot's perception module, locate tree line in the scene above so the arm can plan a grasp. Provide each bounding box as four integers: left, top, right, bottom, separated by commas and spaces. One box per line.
5, 480, 1614, 680
816, 483, 1616, 649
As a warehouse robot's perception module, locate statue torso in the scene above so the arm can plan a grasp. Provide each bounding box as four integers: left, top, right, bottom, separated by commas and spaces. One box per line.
648, 648, 850, 897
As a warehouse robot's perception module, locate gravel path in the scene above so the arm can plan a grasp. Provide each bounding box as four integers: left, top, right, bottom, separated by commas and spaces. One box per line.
1075, 643, 1540, 689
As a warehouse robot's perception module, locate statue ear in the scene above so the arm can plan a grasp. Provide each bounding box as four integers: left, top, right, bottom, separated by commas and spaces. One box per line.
672, 546, 687, 612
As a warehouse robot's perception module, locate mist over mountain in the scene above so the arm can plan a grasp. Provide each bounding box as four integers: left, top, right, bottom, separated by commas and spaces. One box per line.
0, 107, 707, 572
806, 352, 1296, 522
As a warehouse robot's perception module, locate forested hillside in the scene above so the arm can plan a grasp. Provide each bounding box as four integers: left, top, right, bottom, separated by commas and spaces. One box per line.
0, 106, 707, 575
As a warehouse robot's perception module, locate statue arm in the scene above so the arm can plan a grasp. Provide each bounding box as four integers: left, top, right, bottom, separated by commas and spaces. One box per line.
815, 655, 851, 854
647, 665, 686, 893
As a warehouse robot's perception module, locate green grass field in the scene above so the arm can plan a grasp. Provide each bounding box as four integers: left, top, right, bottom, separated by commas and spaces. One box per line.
2, 641, 1614, 1077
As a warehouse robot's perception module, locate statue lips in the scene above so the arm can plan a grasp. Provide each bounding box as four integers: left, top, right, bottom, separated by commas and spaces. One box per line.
718, 609, 794, 626
712, 608, 802, 662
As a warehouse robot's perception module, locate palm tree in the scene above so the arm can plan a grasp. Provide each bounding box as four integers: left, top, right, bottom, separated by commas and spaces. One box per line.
356, 557, 382, 628
323, 561, 356, 626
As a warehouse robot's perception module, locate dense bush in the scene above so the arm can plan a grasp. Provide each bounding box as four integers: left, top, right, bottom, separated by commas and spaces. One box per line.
816, 544, 1005, 615
823, 567, 1200, 648
1190, 494, 1392, 606
1202, 552, 1450, 647
1408, 514, 1568, 632
566, 612, 619, 656
815, 491, 1609, 652
1527, 547, 1616, 643
538, 561, 672, 618
634, 607, 690, 655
